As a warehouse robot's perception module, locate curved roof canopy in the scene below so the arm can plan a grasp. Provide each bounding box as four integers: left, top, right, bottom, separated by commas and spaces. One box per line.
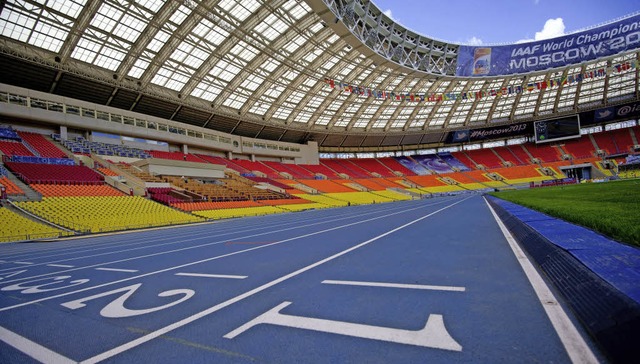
0, 0, 638, 150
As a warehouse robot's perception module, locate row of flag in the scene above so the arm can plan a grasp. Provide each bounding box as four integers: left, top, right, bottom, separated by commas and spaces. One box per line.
323, 60, 636, 103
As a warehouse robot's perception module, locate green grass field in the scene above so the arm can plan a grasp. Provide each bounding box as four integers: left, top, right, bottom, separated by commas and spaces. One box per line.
489, 179, 640, 247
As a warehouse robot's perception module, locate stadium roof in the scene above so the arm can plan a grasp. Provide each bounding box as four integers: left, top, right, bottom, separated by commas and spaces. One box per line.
0, 0, 638, 150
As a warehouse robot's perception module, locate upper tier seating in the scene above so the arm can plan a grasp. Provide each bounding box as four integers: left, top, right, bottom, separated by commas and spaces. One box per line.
492, 146, 523, 166
351, 158, 396, 177
464, 148, 503, 169
31, 184, 123, 197
320, 159, 370, 178
5, 162, 104, 184
0, 140, 34, 157
18, 132, 67, 158
230, 159, 281, 178
298, 163, 340, 179
562, 136, 596, 159
261, 161, 316, 179
296, 179, 357, 193
195, 154, 252, 173
0, 126, 20, 140
450, 152, 476, 170
507, 145, 533, 165
148, 150, 202, 162
524, 144, 561, 162
379, 157, 417, 176
592, 128, 635, 155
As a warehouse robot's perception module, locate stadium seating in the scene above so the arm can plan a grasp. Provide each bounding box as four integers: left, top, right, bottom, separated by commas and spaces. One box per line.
31, 184, 123, 197
148, 150, 203, 162
261, 161, 316, 179
592, 128, 635, 155
492, 146, 522, 166
17, 131, 68, 158
298, 163, 340, 179
0, 176, 24, 195
348, 158, 395, 177
450, 152, 476, 170
321, 159, 370, 178
0, 207, 67, 242
192, 206, 284, 219
561, 136, 596, 159
378, 157, 417, 176
230, 159, 281, 178
507, 145, 533, 165
296, 179, 358, 193
5, 162, 104, 184
464, 148, 504, 169
0, 140, 34, 157
524, 144, 562, 162
17, 196, 202, 233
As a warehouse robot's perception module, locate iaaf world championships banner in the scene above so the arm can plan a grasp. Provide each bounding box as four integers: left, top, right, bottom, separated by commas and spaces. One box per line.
456, 13, 640, 77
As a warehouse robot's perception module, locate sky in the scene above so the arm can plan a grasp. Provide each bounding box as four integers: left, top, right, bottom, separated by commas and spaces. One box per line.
370, 0, 640, 45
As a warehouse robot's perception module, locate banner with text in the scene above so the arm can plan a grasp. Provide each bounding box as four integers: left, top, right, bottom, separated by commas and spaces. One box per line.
446, 122, 532, 144
579, 100, 640, 126
456, 14, 640, 76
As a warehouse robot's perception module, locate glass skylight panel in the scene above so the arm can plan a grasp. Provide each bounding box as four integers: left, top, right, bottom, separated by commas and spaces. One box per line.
219, 0, 260, 23
191, 77, 224, 101
240, 74, 263, 91
223, 93, 248, 109
249, 100, 271, 115
93, 46, 126, 71
315, 115, 332, 125
210, 59, 241, 82
273, 105, 294, 119
147, 30, 170, 52
229, 41, 258, 63
293, 111, 313, 124
136, 0, 165, 13
264, 84, 286, 99
0, 0, 86, 53
169, 5, 191, 25
282, 34, 306, 55
254, 13, 290, 42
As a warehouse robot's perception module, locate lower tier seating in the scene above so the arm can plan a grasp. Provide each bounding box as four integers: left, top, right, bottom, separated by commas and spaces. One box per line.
16, 196, 203, 233
0, 207, 67, 242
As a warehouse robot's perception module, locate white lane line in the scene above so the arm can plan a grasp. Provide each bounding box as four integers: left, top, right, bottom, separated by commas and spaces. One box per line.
47, 264, 75, 268
0, 198, 461, 313
321, 280, 466, 292
79, 197, 470, 364
13, 262, 33, 265
175, 273, 247, 279
0, 200, 454, 285
484, 198, 598, 364
95, 268, 138, 273
0, 325, 75, 364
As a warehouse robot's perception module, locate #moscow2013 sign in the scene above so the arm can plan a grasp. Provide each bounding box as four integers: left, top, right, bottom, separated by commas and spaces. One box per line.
456, 13, 640, 77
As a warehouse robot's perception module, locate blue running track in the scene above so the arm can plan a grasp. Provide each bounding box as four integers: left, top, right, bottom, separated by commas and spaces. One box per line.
0, 195, 600, 363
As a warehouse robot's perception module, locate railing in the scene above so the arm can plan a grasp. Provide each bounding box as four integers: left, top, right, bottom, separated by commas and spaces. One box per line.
0, 231, 72, 243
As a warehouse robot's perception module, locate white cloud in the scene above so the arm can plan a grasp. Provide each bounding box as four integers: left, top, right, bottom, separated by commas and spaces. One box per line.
383, 9, 393, 19
466, 36, 483, 46
534, 18, 565, 40
516, 17, 566, 43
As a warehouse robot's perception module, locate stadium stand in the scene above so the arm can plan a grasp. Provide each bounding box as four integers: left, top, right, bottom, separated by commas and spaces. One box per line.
0, 140, 34, 157
16, 196, 202, 233
0, 207, 67, 242
148, 150, 202, 162
464, 148, 504, 169
321, 159, 371, 178
298, 163, 340, 179
0, 175, 24, 195
31, 184, 123, 197
507, 145, 533, 165
525, 144, 562, 162
378, 157, 417, 176
17, 131, 68, 158
5, 162, 104, 184
561, 136, 597, 159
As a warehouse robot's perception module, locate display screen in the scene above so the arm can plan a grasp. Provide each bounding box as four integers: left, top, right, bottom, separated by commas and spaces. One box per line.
534, 116, 581, 143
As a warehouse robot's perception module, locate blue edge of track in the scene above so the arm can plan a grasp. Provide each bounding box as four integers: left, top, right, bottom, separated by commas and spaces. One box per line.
486, 196, 640, 364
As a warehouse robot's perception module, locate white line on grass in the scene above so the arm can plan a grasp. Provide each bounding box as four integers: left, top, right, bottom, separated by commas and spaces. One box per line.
79, 197, 470, 364
484, 197, 598, 364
